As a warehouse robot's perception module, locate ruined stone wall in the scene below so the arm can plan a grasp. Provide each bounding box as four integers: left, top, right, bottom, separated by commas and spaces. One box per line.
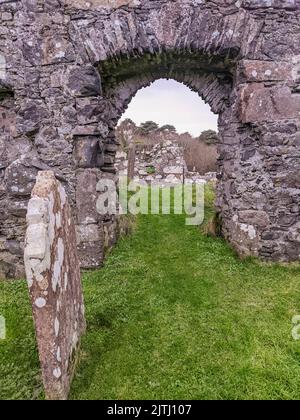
1, 1, 300, 278
116, 141, 188, 185
24, 171, 85, 400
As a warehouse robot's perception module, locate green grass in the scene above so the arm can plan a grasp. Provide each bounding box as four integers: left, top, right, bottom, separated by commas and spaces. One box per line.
1, 187, 300, 399
0, 281, 43, 400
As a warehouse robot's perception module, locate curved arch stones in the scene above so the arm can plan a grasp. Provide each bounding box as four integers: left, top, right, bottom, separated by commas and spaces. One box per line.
1, 0, 300, 278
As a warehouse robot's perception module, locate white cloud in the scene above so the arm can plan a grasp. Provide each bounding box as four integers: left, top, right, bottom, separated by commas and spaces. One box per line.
121, 79, 218, 136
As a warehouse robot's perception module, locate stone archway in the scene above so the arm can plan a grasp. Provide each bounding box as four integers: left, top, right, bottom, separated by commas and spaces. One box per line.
1, 0, 300, 278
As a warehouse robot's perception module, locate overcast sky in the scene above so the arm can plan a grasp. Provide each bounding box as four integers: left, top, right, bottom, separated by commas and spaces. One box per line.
121, 79, 218, 136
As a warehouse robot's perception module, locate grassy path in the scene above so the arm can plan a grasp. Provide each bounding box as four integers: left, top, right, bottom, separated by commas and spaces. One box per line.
1, 202, 300, 399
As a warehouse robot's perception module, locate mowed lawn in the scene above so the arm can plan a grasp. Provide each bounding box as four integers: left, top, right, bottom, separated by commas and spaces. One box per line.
1, 189, 300, 400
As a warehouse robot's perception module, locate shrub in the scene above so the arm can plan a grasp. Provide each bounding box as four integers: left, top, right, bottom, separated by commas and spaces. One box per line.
146, 166, 156, 174
177, 135, 218, 174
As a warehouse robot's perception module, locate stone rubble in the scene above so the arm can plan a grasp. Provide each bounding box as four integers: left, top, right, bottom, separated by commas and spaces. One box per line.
115, 140, 216, 187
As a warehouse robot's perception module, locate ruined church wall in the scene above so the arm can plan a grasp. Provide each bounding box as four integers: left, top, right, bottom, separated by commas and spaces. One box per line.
1, 1, 300, 278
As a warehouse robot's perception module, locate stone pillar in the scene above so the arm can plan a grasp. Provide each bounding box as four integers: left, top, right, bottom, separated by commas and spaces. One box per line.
75, 168, 104, 268
127, 142, 136, 181
0, 54, 6, 81
216, 58, 300, 261
75, 168, 118, 268
24, 171, 86, 400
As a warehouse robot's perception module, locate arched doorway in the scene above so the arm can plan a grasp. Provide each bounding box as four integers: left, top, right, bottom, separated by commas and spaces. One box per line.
73, 46, 270, 265
116, 78, 219, 183
1, 1, 300, 278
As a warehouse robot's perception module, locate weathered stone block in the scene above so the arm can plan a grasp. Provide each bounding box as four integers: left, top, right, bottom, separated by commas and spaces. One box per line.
76, 169, 101, 224
76, 97, 107, 125
275, 171, 300, 188
163, 166, 184, 175
240, 84, 300, 123
72, 122, 109, 138
4, 240, 23, 257
76, 223, 105, 268
5, 158, 38, 197
224, 217, 260, 258
76, 223, 103, 244
0, 54, 6, 80
243, 0, 298, 9
65, 0, 141, 9
0, 251, 25, 279
16, 100, 50, 135
238, 210, 270, 228
73, 137, 100, 168
104, 219, 118, 251
24, 171, 86, 400
42, 37, 75, 65
67, 66, 102, 97
77, 240, 104, 268
239, 60, 293, 82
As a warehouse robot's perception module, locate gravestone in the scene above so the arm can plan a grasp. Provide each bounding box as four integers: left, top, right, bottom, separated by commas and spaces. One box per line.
24, 171, 86, 400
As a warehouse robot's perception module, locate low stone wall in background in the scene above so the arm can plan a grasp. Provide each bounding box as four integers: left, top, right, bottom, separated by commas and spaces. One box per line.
116, 141, 187, 185
115, 141, 217, 186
